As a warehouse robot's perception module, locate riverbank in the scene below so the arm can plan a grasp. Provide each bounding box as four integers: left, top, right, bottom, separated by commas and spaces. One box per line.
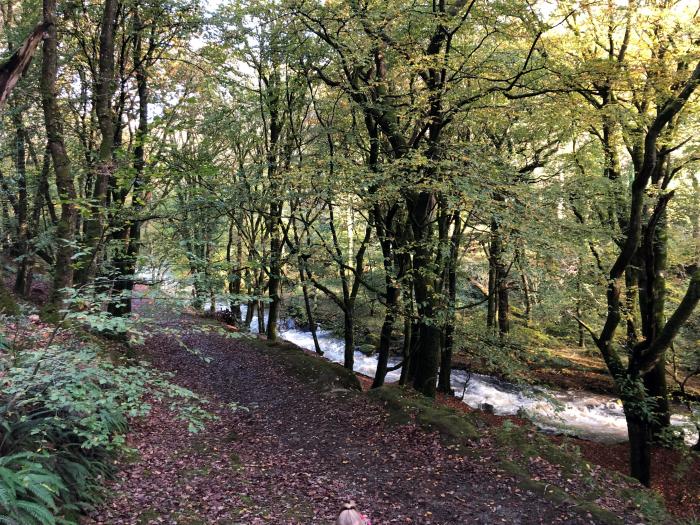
209, 303, 700, 520
220, 303, 698, 448
354, 362, 699, 521
281, 291, 700, 401
88, 304, 678, 524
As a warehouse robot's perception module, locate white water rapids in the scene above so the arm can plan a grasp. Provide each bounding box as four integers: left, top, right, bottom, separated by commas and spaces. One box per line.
220, 304, 696, 446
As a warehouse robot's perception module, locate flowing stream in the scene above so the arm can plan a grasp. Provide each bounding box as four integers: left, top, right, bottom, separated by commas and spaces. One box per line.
215, 303, 696, 446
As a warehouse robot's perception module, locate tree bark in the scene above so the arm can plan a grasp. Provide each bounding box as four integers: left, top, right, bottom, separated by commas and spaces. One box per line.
18, 145, 51, 296
113, 7, 149, 316
75, 0, 118, 285
438, 211, 461, 393
399, 289, 416, 386
640, 194, 672, 436
226, 222, 243, 322
291, 217, 322, 354
12, 112, 29, 294
410, 191, 441, 397
373, 282, 399, 388
626, 409, 652, 487
266, 201, 282, 341
490, 214, 510, 336
0, 23, 48, 109
372, 205, 401, 388
487, 250, 497, 330
41, 0, 77, 307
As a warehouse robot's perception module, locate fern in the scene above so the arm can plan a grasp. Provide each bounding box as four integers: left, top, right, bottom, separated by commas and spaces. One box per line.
0, 311, 213, 523
0, 477, 16, 506
14, 501, 56, 525
25, 483, 57, 510
0, 469, 15, 489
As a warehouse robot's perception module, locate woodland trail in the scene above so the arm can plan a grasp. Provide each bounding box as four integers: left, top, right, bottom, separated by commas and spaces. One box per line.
87, 310, 642, 525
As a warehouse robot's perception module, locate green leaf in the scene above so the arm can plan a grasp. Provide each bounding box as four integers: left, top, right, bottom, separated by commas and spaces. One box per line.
0, 483, 16, 509
14, 501, 55, 525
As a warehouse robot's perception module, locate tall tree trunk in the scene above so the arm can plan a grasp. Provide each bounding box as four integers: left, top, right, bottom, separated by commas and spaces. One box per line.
41, 0, 76, 307
292, 217, 321, 354
625, 266, 639, 346
398, 313, 412, 386
256, 266, 266, 335
365, 114, 398, 386
266, 201, 282, 341
626, 409, 652, 487
576, 261, 585, 348
244, 270, 255, 328
517, 247, 531, 324
497, 264, 510, 336
300, 266, 321, 354
487, 251, 497, 331
110, 8, 148, 316
373, 283, 399, 388
592, 61, 700, 485
76, 0, 118, 285
641, 195, 671, 437
405, 318, 421, 385
1, 188, 11, 252
438, 211, 461, 394
343, 307, 355, 371
372, 206, 401, 388
410, 191, 441, 397
12, 112, 29, 294
521, 273, 532, 324
18, 145, 51, 296
490, 216, 509, 336
226, 222, 243, 322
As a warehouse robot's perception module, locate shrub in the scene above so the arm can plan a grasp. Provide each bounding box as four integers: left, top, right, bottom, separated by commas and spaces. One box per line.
0, 313, 214, 523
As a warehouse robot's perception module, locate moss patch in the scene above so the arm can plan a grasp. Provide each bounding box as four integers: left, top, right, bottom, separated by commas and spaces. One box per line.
518, 479, 623, 524
367, 385, 481, 443
493, 423, 672, 524
137, 509, 160, 524
258, 339, 362, 392
0, 281, 19, 316
494, 423, 583, 477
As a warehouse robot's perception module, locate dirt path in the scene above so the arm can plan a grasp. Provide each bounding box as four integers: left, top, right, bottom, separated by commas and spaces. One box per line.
88, 312, 641, 524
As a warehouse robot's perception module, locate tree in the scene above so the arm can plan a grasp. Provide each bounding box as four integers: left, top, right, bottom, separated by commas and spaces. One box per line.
40, 0, 77, 309
544, 0, 700, 485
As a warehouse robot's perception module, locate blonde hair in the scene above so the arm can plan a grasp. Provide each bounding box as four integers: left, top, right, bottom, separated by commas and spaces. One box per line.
336, 502, 364, 525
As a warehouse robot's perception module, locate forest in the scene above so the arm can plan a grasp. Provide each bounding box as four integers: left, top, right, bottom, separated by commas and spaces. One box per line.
0, 0, 698, 523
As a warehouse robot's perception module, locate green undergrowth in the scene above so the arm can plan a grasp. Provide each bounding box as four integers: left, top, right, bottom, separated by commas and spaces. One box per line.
0, 282, 19, 316
0, 305, 214, 525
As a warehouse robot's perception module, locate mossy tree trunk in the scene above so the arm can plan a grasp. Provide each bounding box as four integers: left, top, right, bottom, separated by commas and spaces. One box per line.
590, 60, 700, 485
41, 0, 77, 308
75, 0, 118, 285
438, 210, 461, 394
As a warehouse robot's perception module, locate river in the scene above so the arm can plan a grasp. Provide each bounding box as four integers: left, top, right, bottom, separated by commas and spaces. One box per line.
222, 304, 697, 446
